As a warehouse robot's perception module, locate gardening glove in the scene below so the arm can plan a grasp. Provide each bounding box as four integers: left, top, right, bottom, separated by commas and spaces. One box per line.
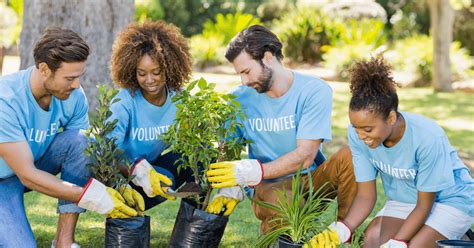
380, 239, 408, 248
304, 221, 351, 248
131, 159, 175, 200
77, 178, 138, 218
119, 185, 145, 212
206, 186, 244, 216
206, 159, 263, 188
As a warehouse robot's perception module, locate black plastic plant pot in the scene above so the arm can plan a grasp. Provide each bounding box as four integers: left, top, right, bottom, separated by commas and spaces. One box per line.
436, 240, 474, 248
168, 199, 229, 248
277, 236, 303, 248
105, 215, 150, 248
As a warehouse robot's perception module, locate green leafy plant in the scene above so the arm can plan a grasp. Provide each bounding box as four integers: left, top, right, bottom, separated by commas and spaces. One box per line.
83, 85, 136, 203
384, 35, 474, 84
272, 7, 331, 64
190, 12, 261, 69
162, 77, 247, 210
323, 43, 377, 80
256, 168, 335, 247
325, 18, 386, 48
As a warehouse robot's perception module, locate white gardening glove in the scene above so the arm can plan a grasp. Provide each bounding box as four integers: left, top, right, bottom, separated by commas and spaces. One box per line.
206, 159, 263, 188
206, 186, 244, 216
380, 239, 408, 248
77, 178, 138, 218
131, 159, 175, 200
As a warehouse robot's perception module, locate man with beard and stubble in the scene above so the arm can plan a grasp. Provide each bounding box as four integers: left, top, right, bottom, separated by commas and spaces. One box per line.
205, 25, 357, 234
0, 27, 142, 248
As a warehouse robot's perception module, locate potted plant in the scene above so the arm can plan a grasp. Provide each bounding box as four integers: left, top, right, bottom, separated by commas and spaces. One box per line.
255, 169, 335, 248
162, 78, 247, 247
84, 84, 150, 248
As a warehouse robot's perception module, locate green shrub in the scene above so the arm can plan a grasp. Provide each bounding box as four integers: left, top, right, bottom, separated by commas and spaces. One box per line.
202, 12, 261, 45
190, 12, 260, 69
454, 6, 474, 55
384, 35, 474, 84
325, 18, 387, 48
323, 43, 377, 80
189, 34, 226, 69
135, 0, 164, 23
272, 7, 331, 63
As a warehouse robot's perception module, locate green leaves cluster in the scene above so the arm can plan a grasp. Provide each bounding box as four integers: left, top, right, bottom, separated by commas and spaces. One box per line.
256, 169, 334, 247
83, 84, 130, 190
162, 77, 247, 209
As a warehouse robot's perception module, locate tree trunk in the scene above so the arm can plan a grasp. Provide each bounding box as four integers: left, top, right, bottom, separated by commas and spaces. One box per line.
429, 0, 454, 92
20, 0, 134, 110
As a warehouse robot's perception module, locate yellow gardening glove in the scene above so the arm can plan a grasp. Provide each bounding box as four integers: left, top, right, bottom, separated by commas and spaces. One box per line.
105, 188, 139, 218
132, 159, 175, 200
206, 196, 239, 216
206, 160, 263, 188
304, 221, 351, 248
78, 178, 138, 218
206, 186, 243, 216
119, 185, 145, 212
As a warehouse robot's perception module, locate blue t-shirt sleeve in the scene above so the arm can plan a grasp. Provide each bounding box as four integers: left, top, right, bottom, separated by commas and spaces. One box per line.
64, 89, 89, 130
108, 95, 131, 147
348, 126, 377, 182
415, 135, 455, 192
296, 83, 332, 141
0, 101, 25, 143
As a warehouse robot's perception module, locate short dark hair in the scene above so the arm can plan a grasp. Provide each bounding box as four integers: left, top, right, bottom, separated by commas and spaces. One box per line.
225, 25, 283, 63
33, 27, 90, 73
349, 57, 399, 119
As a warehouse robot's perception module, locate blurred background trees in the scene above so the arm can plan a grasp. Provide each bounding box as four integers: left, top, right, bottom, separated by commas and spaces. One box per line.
1, 0, 473, 94
19, 0, 133, 110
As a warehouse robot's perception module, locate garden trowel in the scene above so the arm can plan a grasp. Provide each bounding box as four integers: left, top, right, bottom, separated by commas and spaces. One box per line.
165, 182, 201, 198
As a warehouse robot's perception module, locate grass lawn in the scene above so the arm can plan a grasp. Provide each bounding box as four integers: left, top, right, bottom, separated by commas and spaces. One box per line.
25, 73, 473, 247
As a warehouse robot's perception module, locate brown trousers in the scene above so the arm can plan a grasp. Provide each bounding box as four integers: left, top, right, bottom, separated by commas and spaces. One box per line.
251, 146, 356, 233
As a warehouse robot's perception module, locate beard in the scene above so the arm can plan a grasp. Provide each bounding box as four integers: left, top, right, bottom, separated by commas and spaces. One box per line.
250, 63, 273, 93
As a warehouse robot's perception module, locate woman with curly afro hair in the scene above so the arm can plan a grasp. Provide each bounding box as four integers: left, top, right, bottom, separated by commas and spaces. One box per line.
108, 21, 195, 210
307, 57, 473, 248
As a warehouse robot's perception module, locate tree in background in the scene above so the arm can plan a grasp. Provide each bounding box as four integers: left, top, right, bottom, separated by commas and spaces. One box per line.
429, 0, 455, 92
135, 0, 263, 37
19, 0, 134, 110
0, 0, 20, 74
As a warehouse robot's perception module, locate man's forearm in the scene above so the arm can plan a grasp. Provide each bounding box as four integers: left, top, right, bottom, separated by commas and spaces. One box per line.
262, 144, 319, 179
20, 169, 84, 202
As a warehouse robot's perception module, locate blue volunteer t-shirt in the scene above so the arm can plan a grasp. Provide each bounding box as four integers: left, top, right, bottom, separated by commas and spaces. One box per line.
348, 112, 474, 216
108, 89, 176, 163
232, 71, 332, 181
0, 66, 89, 178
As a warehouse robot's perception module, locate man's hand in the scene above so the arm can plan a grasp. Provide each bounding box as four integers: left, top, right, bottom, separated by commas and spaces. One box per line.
303, 221, 351, 248
131, 159, 175, 200
77, 178, 138, 218
380, 239, 408, 248
206, 186, 243, 216
206, 159, 263, 188
119, 185, 145, 212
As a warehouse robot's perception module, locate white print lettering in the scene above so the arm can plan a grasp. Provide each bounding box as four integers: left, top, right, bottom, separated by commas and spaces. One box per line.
369, 158, 417, 180
28, 123, 59, 143
248, 115, 296, 132
131, 125, 170, 141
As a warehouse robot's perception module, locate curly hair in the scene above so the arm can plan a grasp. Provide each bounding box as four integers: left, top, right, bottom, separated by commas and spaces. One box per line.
349, 57, 399, 119
110, 21, 192, 92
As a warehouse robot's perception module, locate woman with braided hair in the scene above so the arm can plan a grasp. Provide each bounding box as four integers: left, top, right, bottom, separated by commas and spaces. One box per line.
307, 57, 473, 247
